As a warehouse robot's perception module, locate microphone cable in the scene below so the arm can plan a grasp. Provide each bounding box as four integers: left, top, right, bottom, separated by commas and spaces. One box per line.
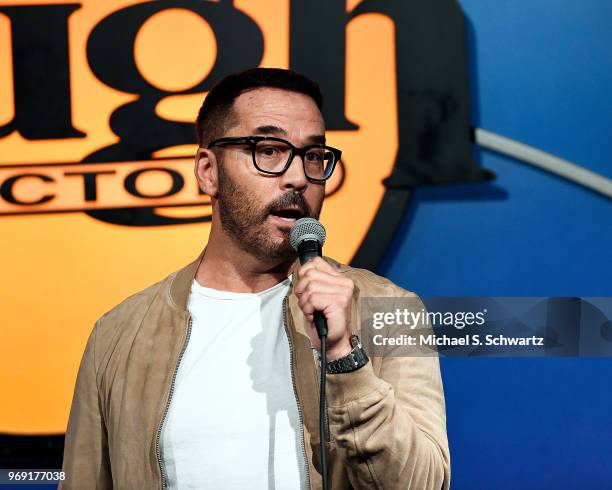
315, 311, 329, 490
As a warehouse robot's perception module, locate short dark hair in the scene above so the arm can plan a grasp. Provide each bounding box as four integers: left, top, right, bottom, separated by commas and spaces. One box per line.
195, 68, 323, 147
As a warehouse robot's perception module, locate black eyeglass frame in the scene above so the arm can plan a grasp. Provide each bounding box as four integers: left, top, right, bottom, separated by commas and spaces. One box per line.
207, 136, 342, 182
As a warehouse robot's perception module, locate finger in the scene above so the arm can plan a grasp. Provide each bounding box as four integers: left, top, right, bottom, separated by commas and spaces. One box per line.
296, 282, 345, 299
298, 291, 351, 315
294, 280, 353, 299
294, 269, 353, 294
297, 295, 315, 315
295, 278, 353, 300
297, 257, 341, 278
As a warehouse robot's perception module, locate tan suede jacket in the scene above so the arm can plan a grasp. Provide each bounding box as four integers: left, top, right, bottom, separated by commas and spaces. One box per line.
60, 252, 450, 489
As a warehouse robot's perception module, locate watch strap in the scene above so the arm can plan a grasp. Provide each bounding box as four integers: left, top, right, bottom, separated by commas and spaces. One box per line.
326, 335, 369, 374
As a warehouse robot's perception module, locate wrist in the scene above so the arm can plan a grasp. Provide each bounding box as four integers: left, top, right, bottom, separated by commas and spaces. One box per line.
325, 338, 353, 361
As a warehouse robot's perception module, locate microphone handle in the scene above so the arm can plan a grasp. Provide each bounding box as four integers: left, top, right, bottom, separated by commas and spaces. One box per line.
313, 311, 328, 338
298, 240, 328, 338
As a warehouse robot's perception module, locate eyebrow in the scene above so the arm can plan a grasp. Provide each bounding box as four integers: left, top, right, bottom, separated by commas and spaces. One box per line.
253, 125, 326, 145
254, 125, 288, 136
308, 134, 326, 145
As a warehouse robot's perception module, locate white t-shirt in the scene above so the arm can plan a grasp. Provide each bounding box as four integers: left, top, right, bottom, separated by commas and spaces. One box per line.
160, 276, 309, 489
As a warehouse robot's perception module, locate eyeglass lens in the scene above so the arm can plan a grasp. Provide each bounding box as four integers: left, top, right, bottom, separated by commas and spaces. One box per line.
254, 140, 334, 180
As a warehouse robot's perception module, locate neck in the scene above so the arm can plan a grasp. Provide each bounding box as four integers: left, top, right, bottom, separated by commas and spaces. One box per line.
195, 223, 295, 293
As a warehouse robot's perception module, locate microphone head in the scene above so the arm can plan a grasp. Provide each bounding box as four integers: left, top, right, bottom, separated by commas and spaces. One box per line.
289, 218, 326, 251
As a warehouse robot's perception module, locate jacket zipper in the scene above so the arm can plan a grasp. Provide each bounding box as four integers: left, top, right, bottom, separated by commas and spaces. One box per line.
283, 296, 312, 490
155, 315, 193, 490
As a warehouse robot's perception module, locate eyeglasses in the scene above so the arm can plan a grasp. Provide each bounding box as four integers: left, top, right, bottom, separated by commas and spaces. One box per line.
207, 136, 342, 182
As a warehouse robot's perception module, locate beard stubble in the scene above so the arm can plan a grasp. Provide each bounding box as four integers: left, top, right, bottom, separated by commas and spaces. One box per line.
216, 162, 321, 262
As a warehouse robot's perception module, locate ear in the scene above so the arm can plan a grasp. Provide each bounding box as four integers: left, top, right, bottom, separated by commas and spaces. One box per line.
194, 147, 219, 198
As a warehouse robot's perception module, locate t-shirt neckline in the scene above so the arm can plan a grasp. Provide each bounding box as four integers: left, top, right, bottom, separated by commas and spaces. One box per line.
191, 275, 292, 300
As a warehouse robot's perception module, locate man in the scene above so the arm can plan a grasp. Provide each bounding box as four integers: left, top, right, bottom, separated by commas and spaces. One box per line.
61, 68, 450, 489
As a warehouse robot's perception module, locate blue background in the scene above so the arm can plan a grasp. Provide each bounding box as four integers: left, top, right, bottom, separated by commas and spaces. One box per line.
379, 1, 612, 488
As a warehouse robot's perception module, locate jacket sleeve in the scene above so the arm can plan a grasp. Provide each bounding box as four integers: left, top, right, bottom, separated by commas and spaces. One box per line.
326, 295, 450, 490
60, 319, 113, 489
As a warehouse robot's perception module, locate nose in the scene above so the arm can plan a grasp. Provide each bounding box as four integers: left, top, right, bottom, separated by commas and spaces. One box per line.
279, 152, 308, 192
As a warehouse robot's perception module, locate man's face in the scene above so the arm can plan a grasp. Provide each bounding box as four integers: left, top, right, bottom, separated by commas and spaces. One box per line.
213, 87, 326, 262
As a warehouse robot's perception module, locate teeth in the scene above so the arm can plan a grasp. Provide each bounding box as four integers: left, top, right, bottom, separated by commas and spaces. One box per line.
278, 216, 296, 221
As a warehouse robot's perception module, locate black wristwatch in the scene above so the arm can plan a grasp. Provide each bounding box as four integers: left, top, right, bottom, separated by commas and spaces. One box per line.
326, 335, 369, 374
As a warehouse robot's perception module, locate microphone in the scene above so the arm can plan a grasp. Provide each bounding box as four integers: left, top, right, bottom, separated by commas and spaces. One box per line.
289, 217, 330, 490
289, 218, 328, 338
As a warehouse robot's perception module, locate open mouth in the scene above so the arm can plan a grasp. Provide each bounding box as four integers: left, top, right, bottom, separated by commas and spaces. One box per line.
269, 207, 306, 222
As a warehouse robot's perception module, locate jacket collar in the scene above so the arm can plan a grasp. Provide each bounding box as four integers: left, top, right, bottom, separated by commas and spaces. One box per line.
168, 248, 206, 311
169, 248, 306, 312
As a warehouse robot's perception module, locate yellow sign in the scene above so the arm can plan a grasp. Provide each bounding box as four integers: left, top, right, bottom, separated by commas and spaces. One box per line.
0, 1, 397, 433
